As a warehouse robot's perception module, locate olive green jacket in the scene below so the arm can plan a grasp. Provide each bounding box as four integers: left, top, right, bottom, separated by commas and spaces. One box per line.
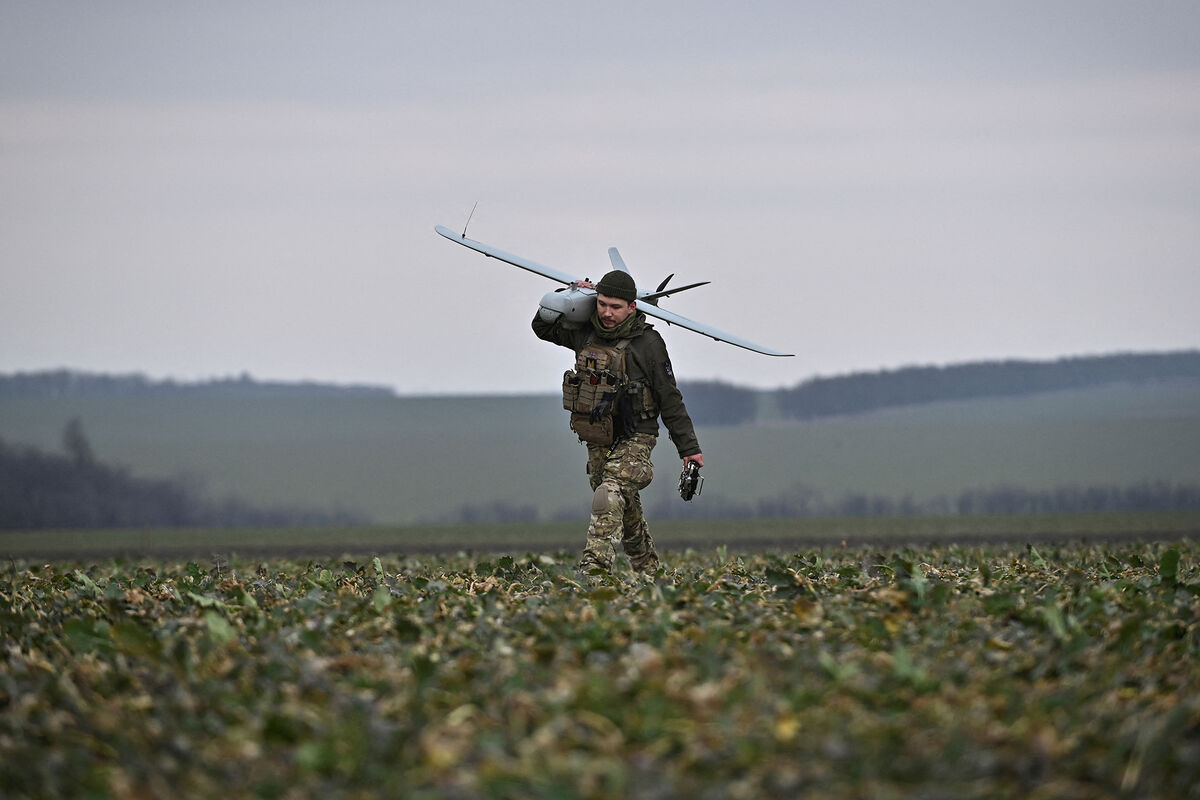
532, 310, 701, 458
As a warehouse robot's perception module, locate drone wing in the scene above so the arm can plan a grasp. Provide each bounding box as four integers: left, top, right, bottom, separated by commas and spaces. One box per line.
638, 303, 794, 357
435, 224, 794, 357
435, 225, 580, 285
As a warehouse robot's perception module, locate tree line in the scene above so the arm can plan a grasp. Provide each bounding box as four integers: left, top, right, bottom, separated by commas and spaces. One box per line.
0, 420, 366, 530
445, 480, 1200, 524
7, 419, 1197, 529
641, 480, 1200, 521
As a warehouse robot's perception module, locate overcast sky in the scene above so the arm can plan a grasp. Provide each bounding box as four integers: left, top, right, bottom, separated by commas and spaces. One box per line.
3, 1, 1198, 394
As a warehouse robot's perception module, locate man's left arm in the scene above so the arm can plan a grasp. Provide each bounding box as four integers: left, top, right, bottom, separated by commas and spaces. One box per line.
643, 332, 702, 464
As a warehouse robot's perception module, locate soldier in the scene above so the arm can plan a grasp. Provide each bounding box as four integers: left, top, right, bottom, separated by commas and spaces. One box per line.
533, 269, 704, 576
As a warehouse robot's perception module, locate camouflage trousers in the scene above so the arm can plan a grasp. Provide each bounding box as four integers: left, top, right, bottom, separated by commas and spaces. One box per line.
578, 432, 661, 574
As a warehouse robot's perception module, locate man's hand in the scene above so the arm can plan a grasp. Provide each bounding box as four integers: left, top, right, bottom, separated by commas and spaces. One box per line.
679, 456, 704, 501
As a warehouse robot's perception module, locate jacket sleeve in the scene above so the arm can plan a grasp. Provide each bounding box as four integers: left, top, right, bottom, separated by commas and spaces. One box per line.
532, 310, 586, 351
641, 330, 701, 459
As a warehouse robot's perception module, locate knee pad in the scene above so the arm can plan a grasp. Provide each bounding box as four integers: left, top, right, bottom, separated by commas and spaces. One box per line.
592, 482, 619, 515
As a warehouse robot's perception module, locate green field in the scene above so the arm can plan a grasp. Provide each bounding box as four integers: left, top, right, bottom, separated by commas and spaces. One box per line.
3, 535, 1197, 797
3, 381, 1199, 524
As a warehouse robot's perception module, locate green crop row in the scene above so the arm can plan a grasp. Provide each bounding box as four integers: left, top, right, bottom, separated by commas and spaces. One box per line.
2, 539, 1198, 798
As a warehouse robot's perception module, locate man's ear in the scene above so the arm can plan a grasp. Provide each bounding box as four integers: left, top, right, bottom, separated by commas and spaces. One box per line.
629, 300, 637, 310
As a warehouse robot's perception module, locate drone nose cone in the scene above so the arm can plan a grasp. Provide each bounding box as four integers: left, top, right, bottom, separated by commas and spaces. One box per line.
539, 287, 595, 326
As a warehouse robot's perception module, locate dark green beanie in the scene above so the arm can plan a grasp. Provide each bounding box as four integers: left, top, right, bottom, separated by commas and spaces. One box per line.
596, 270, 637, 302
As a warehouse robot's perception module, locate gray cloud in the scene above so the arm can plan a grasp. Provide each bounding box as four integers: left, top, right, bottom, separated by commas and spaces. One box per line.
2, 2, 1198, 393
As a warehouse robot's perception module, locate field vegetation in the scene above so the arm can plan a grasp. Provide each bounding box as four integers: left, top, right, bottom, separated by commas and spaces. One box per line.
2, 535, 1197, 798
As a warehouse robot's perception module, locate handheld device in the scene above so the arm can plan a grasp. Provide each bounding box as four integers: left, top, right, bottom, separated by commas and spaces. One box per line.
679, 461, 704, 501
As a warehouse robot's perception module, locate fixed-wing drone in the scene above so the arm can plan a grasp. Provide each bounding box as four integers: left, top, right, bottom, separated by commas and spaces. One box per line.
434, 224, 794, 357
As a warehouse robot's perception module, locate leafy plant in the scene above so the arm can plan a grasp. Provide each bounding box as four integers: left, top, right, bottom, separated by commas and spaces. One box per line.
1, 540, 1197, 797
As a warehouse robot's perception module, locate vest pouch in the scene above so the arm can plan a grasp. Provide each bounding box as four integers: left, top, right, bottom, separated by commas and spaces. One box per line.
570, 412, 614, 446
575, 374, 601, 414
640, 383, 658, 419
622, 380, 658, 420
564, 336, 630, 445
562, 371, 582, 412
567, 369, 622, 415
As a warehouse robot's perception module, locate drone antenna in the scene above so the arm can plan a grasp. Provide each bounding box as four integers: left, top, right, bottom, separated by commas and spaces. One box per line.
460, 201, 479, 239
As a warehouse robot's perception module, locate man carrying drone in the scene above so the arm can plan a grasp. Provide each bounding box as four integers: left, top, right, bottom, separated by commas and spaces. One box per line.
435, 222, 789, 575
533, 270, 703, 576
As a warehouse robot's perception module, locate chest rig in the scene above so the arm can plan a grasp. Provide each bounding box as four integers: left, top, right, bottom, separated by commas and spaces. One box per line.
562, 335, 657, 446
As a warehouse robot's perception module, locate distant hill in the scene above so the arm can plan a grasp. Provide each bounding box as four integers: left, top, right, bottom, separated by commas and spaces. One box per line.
4, 351, 1197, 426
775, 351, 1200, 421
1, 358, 1198, 526
0, 370, 395, 399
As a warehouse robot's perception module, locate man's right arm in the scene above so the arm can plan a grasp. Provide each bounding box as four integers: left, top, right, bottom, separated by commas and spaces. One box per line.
532, 310, 583, 350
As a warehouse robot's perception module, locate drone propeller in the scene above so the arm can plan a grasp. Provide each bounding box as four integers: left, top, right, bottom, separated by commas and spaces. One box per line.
640, 278, 710, 306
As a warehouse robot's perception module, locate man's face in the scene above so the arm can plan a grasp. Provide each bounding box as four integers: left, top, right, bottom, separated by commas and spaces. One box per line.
596, 294, 635, 328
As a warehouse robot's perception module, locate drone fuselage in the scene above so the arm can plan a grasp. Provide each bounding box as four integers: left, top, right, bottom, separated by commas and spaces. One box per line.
538, 287, 595, 327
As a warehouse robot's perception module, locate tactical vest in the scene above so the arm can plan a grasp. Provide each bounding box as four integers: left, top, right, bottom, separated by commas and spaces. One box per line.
562, 335, 658, 446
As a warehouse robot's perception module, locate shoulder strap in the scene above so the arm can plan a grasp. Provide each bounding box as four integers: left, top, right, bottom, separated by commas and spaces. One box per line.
613, 337, 631, 373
